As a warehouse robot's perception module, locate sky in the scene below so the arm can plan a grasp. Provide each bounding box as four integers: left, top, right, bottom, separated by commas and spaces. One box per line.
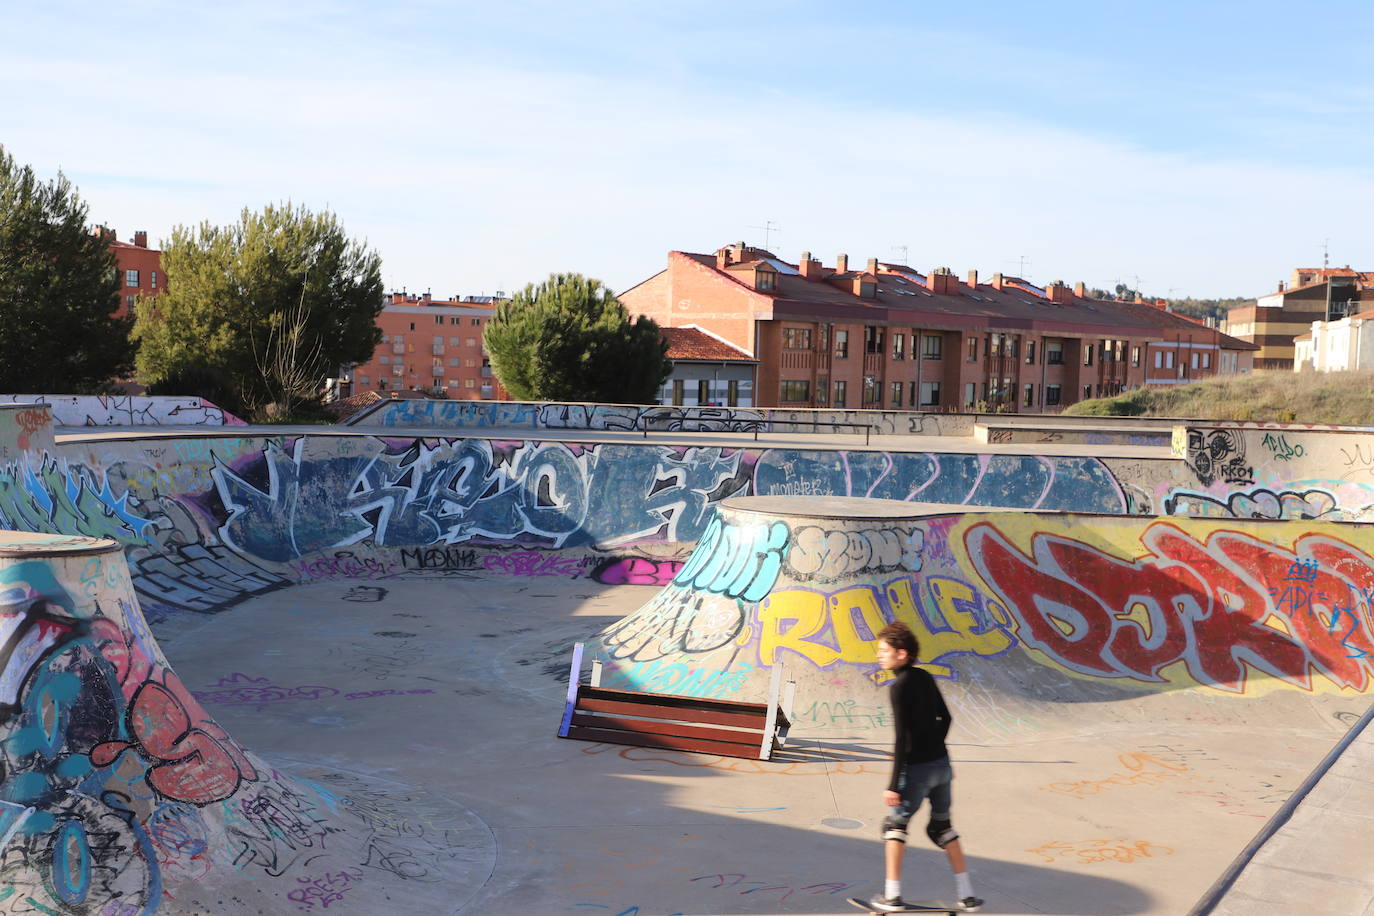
5, 1, 1374, 300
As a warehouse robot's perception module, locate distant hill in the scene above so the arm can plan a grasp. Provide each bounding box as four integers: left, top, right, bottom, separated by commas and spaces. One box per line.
1064, 370, 1374, 425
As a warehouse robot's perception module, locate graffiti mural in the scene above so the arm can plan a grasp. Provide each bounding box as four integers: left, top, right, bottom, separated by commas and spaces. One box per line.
1, 395, 244, 427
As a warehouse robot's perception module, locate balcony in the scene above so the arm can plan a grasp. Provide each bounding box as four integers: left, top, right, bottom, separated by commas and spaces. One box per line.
481, 366, 494, 378
431, 365, 445, 376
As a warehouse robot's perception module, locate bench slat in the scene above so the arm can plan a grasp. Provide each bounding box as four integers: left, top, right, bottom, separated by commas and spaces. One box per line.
566, 725, 765, 759
576, 697, 765, 729
578, 685, 770, 715
571, 712, 762, 746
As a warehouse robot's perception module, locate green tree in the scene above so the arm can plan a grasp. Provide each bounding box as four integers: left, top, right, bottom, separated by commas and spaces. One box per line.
0, 146, 133, 392
484, 273, 671, 403
133, 203, 382, 419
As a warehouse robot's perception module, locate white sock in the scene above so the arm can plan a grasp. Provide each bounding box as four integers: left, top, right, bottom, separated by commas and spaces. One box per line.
955, 871, 973, 899
885, 879, 901, 899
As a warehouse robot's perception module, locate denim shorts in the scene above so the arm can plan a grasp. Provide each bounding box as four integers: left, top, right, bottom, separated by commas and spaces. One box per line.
892, 757, 953, 824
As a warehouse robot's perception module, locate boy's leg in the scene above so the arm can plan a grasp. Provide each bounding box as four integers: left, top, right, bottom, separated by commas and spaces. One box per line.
943, 836, 968, 874
885, 832, 905, 881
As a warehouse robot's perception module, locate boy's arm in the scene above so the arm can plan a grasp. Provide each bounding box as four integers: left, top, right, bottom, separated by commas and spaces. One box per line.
888, 674, 907, 792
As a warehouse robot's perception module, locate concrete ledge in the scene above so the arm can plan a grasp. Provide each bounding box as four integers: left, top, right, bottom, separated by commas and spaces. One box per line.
974, 423, 1174, 446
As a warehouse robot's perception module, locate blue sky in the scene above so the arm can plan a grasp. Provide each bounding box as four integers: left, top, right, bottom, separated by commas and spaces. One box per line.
6, 1, 1373, 299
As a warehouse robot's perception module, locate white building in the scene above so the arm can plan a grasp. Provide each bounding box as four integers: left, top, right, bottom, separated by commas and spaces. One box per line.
1294, 308, 1374, 372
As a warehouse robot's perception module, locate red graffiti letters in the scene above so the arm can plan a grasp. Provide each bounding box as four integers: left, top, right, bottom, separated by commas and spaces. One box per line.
967, 521, 1374, 693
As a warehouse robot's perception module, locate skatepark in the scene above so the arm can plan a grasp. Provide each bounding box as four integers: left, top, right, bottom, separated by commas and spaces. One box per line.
0, 395, 1370, 914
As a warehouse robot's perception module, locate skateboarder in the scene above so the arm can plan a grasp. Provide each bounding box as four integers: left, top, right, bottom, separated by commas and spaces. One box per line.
867, 622, 983, 913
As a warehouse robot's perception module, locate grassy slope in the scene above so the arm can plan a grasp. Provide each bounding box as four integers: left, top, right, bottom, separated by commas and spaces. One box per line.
1063, 370, 1374, 425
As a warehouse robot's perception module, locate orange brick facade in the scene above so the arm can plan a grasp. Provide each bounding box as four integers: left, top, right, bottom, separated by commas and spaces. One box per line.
108, 230, 162, 318
621, 246, 1255, 411
346, 292, 510, 400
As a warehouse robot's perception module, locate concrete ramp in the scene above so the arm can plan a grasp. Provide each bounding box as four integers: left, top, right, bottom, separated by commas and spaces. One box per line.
0, 532, 492, 915
593, 495, 1374, 736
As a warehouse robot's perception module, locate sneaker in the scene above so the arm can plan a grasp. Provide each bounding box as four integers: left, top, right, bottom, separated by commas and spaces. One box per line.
958, 896, 984, 912
867, 894, 907, 912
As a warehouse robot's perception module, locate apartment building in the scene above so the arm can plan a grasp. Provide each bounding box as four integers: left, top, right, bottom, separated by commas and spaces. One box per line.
103, 229, 162, 318
345, 292, 510, 400
620, 244, 1255, 411
1225, 267, 1374, 370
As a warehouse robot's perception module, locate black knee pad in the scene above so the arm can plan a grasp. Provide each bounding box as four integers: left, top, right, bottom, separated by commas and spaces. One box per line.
926, 816, 959, 849
881, 815, 908, 844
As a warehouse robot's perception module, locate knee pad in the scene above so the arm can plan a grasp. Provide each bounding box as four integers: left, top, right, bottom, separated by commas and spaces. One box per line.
881, 815, 908, 844
926, 816, 959, 849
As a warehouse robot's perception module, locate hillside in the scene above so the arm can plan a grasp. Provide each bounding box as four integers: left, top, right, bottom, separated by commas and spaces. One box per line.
1063, 370, 1374, 425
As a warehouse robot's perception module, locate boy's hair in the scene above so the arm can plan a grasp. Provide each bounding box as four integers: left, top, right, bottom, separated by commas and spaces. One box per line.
877, 621, 919, 658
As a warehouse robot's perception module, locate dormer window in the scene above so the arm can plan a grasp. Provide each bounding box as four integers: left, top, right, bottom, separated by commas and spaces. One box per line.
756, 268, 777, 292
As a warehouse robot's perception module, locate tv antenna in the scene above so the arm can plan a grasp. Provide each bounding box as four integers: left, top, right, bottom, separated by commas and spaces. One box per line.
1323, 238, 1330, 269
891, 245, 909, 265
748, 221, 780, 250
1005, 255, 1031, 277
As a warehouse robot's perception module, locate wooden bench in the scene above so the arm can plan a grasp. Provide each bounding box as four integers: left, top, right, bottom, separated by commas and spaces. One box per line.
557, 643, 794, 760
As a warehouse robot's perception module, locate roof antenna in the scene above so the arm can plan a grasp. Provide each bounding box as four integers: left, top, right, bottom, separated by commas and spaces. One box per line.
1323, 238, 1330, 270
891, 245, 909, 265
748, 220, 780, 251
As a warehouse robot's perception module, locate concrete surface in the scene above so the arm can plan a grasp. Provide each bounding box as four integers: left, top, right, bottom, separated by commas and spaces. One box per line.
0, 408, 1372, 913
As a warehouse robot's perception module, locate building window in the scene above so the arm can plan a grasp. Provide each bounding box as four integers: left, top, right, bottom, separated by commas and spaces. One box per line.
1191, 352, 1200, 369
467, 338, 477, 347
1083, 343, 1094, 366
472, 318, 481, 326
783, 327, 812, 349
780, 379, 810, 403
892, 333, 906, 360
672, 379, 684, 405
865, 326, 885, 354
909, 381, 917, 406
920, 381, 940, 407
466, 358, 477, 368
1154, 351, 1163, 369
964, 382, 976, 407
358, 375, 369, 384
126, 269, 139, 287
756, 270, 776, 291
465, 378, 475, 388
834, 330, 849, 359
1202, 352, 1211, 369
150, 271, 157, 289
125, 295, 136, 312
833, 380, 847, 407
890, 381, 903, 406
816, 376, 829, 404
381, 335, 390, 343
862, 375, 878, 404
379, 356, 389, 365
698, 379, 711, 405
1165, 351, 1175, 369
1083, 385, 1092, 401
434, 315, 443, 325
1025, 340, 1035, 364
1045, 384, 1061, 406
966, 337, 978, 362
1131, 346, 1141, 367
728, 380, 740, 406
922, 335, 942, 360
378, 377, 388, 390
1046, 341, 1063, 364
409, 322, 415, 331
1023, 383, 1035, 407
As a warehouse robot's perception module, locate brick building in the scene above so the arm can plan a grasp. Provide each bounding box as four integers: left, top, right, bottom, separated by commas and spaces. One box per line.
1225, 267, 1374, 370
103, 229, 162, 318
345, 292, 510, 400
658, 326, 757, 406
620, 244, 1256, 412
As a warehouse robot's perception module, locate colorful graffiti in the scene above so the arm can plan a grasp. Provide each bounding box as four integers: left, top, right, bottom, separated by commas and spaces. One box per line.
1, 395, 244, 427
966, 518, 1374, 693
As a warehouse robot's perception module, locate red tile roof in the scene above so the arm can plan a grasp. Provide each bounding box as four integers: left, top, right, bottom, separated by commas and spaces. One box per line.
660, 327, 756, 362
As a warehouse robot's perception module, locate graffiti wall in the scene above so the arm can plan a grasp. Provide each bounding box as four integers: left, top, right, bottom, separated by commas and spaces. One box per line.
0, 534, 486, 915
593, 497, 1374, 734
0, 405, 54, 465
0, 432, 1144, 621
347, 399, 979, 437
0, 395, 244, 427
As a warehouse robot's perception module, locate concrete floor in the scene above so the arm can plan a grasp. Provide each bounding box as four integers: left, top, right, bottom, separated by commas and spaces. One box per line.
151, 575, 1352, 916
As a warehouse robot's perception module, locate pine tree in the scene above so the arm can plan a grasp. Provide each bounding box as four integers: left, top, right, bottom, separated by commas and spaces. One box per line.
484, 273, 671, 403
0, 146, 132, 392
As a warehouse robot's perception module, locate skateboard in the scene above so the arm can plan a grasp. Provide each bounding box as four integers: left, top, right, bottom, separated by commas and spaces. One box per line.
846, 896, 966, 915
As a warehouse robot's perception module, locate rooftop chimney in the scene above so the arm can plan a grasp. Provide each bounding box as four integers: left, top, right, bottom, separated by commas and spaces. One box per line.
836, 253, 849, 274
991, 272, 1005, 290
866, 257, 878, 275
966, 269, 979, 288
133, 230, 147, 248
799, 250, 821, 279
1073, 281, 1086, 298
927, 266, 957, 296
